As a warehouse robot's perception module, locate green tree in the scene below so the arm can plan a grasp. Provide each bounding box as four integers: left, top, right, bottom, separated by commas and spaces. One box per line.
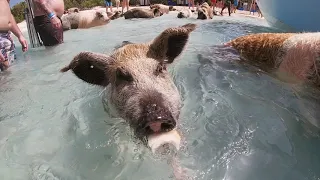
11, 2, 26, 23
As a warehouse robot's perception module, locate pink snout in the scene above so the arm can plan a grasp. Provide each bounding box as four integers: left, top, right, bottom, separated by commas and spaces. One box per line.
145, 121, 175, 133
148, 122, 163, 132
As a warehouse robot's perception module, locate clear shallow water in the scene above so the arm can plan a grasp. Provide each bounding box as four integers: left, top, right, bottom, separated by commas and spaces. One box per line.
1, 13, 320, 180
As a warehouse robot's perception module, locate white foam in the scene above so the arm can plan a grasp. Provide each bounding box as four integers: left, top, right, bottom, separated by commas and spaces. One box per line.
147, 129, 181, 154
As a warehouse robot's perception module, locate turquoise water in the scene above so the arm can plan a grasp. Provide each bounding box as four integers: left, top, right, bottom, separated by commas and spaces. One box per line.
1, 13, 320, 180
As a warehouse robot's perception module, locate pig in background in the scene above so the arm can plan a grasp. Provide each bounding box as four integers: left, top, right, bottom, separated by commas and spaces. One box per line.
60, 23, 197, 144
197, 2, 213, 19
177, 8, 195, 18
61, 10, 110, 31
123, 8, 163, 19
150, 4, 176, 14
226, 32, 320, 88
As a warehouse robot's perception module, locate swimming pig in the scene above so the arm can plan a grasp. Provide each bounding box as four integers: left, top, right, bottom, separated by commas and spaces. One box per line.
123, 8, 163, 19
225, 32, 320, 87
197, 2, 213, 19
61, 10, 110, 31
60, 23, 196, 144
150, 4, 176, 14
177, 8, 193, 18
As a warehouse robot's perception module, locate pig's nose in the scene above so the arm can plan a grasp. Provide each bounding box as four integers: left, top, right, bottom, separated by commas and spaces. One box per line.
144, 118, 176, 133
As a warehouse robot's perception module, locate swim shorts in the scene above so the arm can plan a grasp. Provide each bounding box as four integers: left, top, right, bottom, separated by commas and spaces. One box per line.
33, 15, 64, 47
233, 0, 238, 6
105, 0, 112, 6
0, 32, 16, 71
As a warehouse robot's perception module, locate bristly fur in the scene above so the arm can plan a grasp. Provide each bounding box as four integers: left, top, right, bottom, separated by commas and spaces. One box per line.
227, 32, 320, 88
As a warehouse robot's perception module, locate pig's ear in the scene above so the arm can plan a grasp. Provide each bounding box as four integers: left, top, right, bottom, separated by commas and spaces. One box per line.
95, 11, 103, 18
60, 52, 113, 87
147, 23, 196, 64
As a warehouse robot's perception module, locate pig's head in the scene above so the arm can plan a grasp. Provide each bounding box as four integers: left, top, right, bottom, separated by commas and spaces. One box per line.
177, 9, 191, 18
94, 11, 111, 24
152, 8, 163, 17
197, 3, 210, 19
61, 23, 196, 141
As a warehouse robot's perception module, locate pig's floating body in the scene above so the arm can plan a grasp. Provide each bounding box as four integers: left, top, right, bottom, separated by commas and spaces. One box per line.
177, 8, 193, 19
123, 8, 163, 19
150, 4, 176, 14
61, 10, 110, 31
226, 32, 320, 87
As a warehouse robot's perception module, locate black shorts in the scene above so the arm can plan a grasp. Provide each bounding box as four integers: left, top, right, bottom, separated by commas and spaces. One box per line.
33, 15, 64, 47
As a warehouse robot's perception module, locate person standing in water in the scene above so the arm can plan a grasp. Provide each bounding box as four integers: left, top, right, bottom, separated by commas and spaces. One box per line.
189, 0, 195, 11
32, 0, 64, 46
232, 0, 238, 13
121, 0, 130, 14
115, 0, 120, 10
0, 0, 28, 71
211, 0, 216, 11
105, 0, 113, 13
220, 0, 232, 16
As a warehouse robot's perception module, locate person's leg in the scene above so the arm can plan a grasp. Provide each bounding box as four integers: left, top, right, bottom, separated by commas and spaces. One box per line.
228, 2, 231, 16
126, 0, 129, 12
121, 0, 124, 13
220, 3, 226, 15
105, 0, 109, 12
110, 2, 113, 12
116, 0, 120, 9
253, 4, 256, 15
213, 1, 216, 11
33, 15, 63, 47
192, 0, 194, 10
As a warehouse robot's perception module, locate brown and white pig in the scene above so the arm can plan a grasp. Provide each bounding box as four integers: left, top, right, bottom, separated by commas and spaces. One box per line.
150, 4, 176, 14
123, 8, 163, 19
60, 23, 197, 149
197, 2, 213, 19
225, 32, 320, 87
177, 8, 193, 18
61, 10, 110, 31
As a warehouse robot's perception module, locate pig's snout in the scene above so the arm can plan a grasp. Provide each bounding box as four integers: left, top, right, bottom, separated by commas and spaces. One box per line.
144, 118, 176, 133
142, 103, 176, 133
138, 93, 177, 135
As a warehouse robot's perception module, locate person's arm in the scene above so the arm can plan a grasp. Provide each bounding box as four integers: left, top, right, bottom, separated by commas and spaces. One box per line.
33, 0, 62, 29
9, 14, 23, 39
9, 14, 28, 52
33, 0, 54, 14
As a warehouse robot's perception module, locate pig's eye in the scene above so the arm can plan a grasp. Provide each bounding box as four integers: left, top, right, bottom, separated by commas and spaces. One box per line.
155, 63, 166, 75
116, 68, 133, 82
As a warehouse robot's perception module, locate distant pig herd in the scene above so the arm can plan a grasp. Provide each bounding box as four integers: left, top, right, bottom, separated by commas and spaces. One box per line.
61, 3, 218, 31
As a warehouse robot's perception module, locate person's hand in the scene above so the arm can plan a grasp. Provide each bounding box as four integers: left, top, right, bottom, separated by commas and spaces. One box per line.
0, 52, 5, 62
0, 53, 9, 70
50, 16, 62, 29
18, 35, 28, 52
